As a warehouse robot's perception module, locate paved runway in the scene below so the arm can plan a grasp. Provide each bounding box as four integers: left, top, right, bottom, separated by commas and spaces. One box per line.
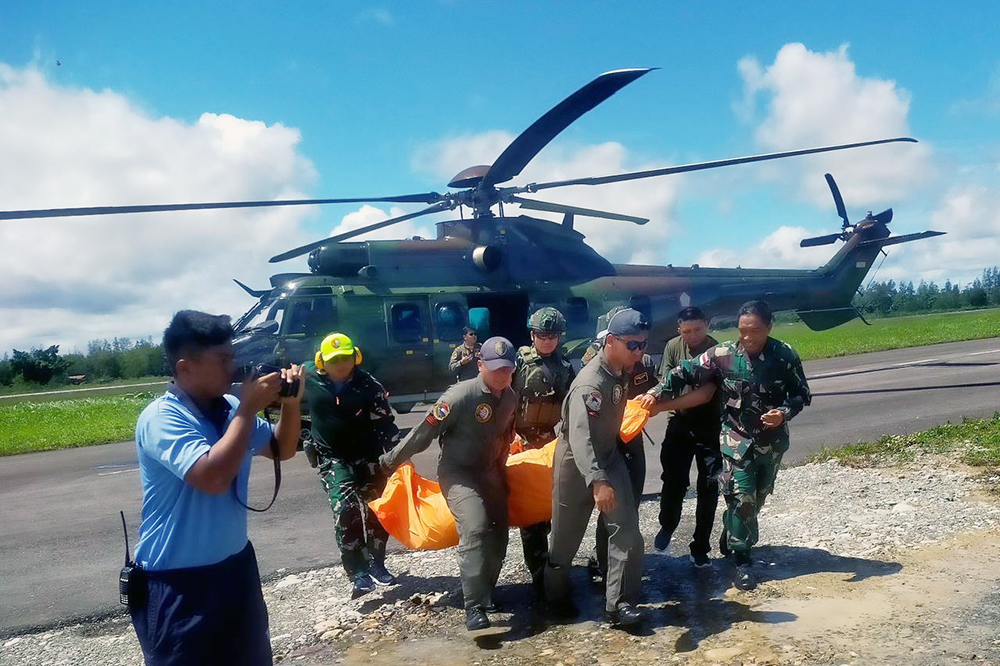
1, 337, 997, 636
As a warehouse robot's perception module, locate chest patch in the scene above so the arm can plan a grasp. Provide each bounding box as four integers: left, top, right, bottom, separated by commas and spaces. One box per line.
475, 402, 493, 423
584, 391, 603, 413
633, 372, 648, 386
612, 383, 624, 405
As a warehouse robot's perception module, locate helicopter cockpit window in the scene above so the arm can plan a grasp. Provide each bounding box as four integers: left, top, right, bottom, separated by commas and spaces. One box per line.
284, 297, 338, 337
434, 302, 465, 342
391, 303, 423, 343
565, 297, 589, 326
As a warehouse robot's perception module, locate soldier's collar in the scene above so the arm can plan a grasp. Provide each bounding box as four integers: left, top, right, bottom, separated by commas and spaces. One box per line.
476, 374, 493, 394
596, 348, 625, 379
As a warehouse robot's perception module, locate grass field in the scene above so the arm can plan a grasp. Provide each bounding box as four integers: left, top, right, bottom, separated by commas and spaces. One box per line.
711, 308, 1000, 360
1, 308, 998, 457
0, 392, 157, 456
807, 412, 1000, 481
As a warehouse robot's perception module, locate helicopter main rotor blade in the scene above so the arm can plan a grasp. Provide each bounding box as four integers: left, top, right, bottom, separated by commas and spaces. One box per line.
478, 68, 654, 191
824, 173, 849, 228
268, 201, 454, 263
0, 193, 446, 221
524, 137, 918, 192
508, 195, 648, 225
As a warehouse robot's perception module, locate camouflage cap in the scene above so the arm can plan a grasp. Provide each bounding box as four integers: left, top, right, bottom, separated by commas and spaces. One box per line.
527, 307, 566, 333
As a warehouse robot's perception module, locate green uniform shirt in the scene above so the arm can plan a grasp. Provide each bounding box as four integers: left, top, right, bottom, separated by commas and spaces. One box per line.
659, 333, 720, 435
650, 337, 811, 460
304, 363, 400, 462
380, 375, 516, 475
448, 343, 482, 382
558, 348, 631, 487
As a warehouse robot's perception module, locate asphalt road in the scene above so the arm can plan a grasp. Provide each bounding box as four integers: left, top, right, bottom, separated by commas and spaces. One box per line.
1, 337, 997, 637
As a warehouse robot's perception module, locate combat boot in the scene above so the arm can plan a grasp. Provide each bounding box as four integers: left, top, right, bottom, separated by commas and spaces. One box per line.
465, 605, 490, 631
733, 563, 756, 591
606, 603, 643, 628
368, 560, 396, 586
351, 575, 376, 599
653, 528, 671, 554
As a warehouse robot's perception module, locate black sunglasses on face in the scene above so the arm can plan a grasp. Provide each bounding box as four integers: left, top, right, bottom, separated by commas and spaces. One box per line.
622, 339, 648, 351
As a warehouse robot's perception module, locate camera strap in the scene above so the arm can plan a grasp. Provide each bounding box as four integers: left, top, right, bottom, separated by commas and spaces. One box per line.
232, 435, 281, 513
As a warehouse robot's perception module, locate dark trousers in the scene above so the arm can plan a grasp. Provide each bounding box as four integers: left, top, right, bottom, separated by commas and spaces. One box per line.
594, 438, 645, 573
658, 419, 722, 556
130, 541, 271, 666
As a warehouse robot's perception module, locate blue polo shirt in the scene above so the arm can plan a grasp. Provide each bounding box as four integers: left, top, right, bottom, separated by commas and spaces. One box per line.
133, 387, 274, 571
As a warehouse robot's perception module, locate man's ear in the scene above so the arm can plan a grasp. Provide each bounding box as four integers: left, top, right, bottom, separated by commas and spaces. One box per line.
174, 357, 189, 378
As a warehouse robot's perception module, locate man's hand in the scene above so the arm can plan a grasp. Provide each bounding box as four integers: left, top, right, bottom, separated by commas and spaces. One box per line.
592, 480, 617, 514
761, 409, 785, 428
636, 393, 657, 411
461, 353, 473, 365
239, 371, 282, 415
280, 364, 306, 403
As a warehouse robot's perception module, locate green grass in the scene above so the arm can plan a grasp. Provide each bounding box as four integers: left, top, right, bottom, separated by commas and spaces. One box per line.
0, 392, 158, 456
0, 375, 168, 402
711, 307, 1000, 361
807, 412, 1000, 471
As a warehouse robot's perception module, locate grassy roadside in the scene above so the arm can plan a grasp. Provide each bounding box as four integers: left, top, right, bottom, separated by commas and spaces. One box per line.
711, 307, 1000, 360
807, 412, 1000, 483
0, 392, 158, 456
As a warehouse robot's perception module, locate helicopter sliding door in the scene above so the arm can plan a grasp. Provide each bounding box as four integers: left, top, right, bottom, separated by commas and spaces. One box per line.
381, 296, 435, 400
465, 293, 531, 348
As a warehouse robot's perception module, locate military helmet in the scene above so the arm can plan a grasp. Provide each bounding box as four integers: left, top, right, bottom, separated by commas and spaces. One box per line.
527, 307, 566, 333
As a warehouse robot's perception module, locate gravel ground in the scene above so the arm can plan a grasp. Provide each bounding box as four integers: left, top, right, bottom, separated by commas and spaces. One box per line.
4, 452, 999, 666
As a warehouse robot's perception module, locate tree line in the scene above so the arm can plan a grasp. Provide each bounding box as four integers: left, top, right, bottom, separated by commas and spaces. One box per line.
0, 337, 168, 388
853, 267, 1000, 315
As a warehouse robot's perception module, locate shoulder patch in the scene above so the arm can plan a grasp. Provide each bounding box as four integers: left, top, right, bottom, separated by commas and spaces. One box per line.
475, 402, 493, 423
584, 391, 603, 413
715, 345, 731, 357
426, 400, 450, 425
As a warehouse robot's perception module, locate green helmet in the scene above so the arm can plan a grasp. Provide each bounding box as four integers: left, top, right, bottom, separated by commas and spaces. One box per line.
527, 307, 566, 333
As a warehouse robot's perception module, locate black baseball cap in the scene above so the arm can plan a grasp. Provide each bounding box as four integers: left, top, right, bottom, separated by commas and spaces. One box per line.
605, 308, 650, 337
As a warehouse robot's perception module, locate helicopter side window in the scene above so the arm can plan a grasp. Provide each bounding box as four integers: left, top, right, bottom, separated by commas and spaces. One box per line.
565, 297, 589, 325
391, 303, 423, 343
629, 295, 652, 322
434, 302, 466, 342
284, 298, 338, 337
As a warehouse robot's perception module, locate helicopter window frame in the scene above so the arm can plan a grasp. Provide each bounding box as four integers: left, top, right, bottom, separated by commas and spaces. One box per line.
390, 302, 425, 344
282, 296, 338, 338
565, 297, 589, 326
433, 301, 467, 342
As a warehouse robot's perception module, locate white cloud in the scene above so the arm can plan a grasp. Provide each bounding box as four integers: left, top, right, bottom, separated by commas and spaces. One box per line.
736, 43, 934, 209
0, 65, 318, 354
412, 132, 680, 264
328, 204, 438, 242
695, 225, 836, 270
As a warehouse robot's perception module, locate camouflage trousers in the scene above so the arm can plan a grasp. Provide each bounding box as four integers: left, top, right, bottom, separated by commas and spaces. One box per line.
719, 447, 784, 560
319, 457, 388, 581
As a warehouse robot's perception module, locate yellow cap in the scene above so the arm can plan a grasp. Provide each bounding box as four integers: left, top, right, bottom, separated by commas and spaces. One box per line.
319, 333, 361, 363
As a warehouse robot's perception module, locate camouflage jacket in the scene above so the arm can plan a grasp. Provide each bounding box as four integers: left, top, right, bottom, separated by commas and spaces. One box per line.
304, 364, 400, 463
649, 337, 811, 460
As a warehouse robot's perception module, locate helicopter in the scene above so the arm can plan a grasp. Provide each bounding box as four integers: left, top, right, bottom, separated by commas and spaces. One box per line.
1, 68, 943, 413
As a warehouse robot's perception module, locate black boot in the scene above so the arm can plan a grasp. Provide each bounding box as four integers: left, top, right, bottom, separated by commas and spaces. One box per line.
734, 562, 756, 591
606, 603, 643, 627
465, 605, 490, 631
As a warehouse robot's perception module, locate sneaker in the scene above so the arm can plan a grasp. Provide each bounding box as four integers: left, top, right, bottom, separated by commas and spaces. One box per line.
689, 551, 711, 568
653, 529, 672, 554
351, 575, 376, 599
368, 560, 397, 586
606, 603, 643, 627
465, 605, 490, 631
718, 528, 732, 558
734, 563, 756, 591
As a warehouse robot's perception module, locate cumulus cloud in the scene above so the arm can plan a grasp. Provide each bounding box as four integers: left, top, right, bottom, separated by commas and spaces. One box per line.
412, 132, 680, 264
0, 65, 318, 353
695, 225, 835, 270
736, 43, 933, 208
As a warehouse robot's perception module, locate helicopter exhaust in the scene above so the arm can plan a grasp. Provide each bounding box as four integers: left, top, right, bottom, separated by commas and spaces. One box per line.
473, 245, 502, 272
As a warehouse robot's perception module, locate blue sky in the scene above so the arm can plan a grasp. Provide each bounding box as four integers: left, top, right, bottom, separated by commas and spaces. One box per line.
2, 1, 999, 352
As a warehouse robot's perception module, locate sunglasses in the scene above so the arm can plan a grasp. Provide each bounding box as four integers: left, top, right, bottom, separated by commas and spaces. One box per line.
619, 339, 648, 351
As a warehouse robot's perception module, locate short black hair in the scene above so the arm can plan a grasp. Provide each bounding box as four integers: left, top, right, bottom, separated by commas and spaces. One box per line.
737, 300, 773, 326
677, 306, 707, 323
163, 310, 234, 376
462, 326, 477, 336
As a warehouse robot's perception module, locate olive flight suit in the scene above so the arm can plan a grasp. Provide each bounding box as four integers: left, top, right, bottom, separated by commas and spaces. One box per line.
380, 375, 516, 609
650, 337, 811, 560
304, 363, 400, 582
512, 345, 575, 589
591, 352, 658, 577
545, 348, 643, 614
449, 343, 482, 382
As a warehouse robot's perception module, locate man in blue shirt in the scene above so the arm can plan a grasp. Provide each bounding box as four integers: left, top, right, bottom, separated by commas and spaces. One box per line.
130, 310, 304, 665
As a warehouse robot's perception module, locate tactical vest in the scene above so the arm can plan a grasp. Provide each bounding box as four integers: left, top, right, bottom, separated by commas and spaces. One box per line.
514, 346, 573, 432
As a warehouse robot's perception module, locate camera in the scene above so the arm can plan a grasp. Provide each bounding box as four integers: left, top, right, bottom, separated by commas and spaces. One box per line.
254, 363, 300, 398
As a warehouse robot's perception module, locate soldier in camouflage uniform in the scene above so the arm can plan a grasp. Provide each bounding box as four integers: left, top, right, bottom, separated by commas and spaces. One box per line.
304, 333, 401, 599
449, 326, 482, 382
582, 306, 658, 584
511, 307, 575, 592
641, 300, 811, 591
380, 337, 517, 632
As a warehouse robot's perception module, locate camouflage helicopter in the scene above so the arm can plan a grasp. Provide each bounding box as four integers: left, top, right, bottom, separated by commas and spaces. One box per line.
1, 68, 943, 413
